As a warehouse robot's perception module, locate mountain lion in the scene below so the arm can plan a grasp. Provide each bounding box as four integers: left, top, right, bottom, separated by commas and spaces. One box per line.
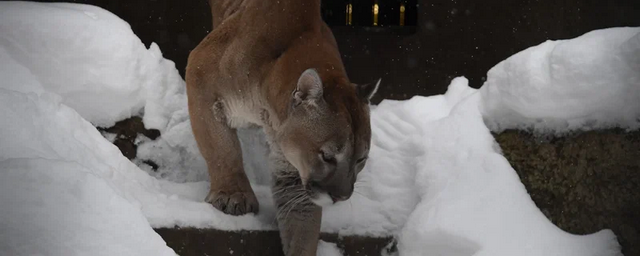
186, 0, 379, 255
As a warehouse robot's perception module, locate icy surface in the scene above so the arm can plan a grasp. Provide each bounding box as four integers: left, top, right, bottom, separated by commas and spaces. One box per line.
1, 2, 636, 256
481, 27, 640, 133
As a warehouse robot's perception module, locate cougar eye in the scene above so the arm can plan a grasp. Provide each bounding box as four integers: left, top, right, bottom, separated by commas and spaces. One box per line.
356, 156, 368, 164
320, 151, 336, 164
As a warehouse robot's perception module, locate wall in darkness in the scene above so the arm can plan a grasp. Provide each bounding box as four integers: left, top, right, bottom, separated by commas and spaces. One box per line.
333, 0, 640, 102
8, 0, 640, 103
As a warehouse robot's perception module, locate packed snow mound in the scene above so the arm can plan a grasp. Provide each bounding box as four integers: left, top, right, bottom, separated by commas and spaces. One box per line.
0, 1, 186, 129
0, 56, 273, 255
0, 90, 177, 256
0, 3, 271, 256
396, 78, 622, 256
481, 27, 640, 133
0, 1, 635, 256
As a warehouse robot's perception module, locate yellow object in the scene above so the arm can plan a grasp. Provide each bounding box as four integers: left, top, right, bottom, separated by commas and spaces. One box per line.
400, 3, 405, 26
373, 3, 379, 26
346, 3, 352, 25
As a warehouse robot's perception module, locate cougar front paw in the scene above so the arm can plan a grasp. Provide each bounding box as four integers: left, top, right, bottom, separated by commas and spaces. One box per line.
205, 190, 259, 216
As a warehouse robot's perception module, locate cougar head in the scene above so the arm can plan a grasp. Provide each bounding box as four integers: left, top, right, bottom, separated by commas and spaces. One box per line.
276, 68, 380, 206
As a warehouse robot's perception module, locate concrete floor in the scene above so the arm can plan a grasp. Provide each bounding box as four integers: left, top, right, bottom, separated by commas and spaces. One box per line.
155, 228, 395, 256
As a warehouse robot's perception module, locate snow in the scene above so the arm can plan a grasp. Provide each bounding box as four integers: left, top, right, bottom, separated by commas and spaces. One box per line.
480, 27, 640, 133
0, 90, 174, 256
317, 241, 343, 256
396, 78, 622, 256
0, 2, 637, 256
0, 1, 186, 129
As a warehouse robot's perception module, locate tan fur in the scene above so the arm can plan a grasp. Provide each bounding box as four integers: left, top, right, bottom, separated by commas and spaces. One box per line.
186, 0, 378, 255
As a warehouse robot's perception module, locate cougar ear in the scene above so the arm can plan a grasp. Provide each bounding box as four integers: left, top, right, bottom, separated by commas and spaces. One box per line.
357, 78, 381, 103
292, 68, 323, 106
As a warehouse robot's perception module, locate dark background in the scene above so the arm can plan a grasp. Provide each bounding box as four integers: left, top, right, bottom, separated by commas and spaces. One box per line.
11, 0, 640, 103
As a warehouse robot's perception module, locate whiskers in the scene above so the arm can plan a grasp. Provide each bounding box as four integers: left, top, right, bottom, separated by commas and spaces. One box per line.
276, 190, 310, 221
272, 170, 315, 222
273, 170, 302, 180
272, 185, 302, 197
353, 179, 372, 200
353, 190, 367, 197
354, 180, 372, 191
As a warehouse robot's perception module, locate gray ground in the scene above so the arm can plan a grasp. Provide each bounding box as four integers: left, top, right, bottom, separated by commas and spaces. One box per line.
495, 129, 639, 256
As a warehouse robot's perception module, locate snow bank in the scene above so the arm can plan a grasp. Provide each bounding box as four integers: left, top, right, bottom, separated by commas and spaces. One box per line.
0, 1, 635, 256
0, 3, 272, 256
481, 27, 640, 133
0, 90, 177, 256
0, 85, 274, 256
0, 1, 186, 129
0, 0, 278, 226
396, 78, 622, 256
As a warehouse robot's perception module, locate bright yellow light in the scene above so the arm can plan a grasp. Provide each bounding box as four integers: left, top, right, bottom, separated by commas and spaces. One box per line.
346, 3, 352, 25
400, 3, 406, 26
373, 4, 379, 26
